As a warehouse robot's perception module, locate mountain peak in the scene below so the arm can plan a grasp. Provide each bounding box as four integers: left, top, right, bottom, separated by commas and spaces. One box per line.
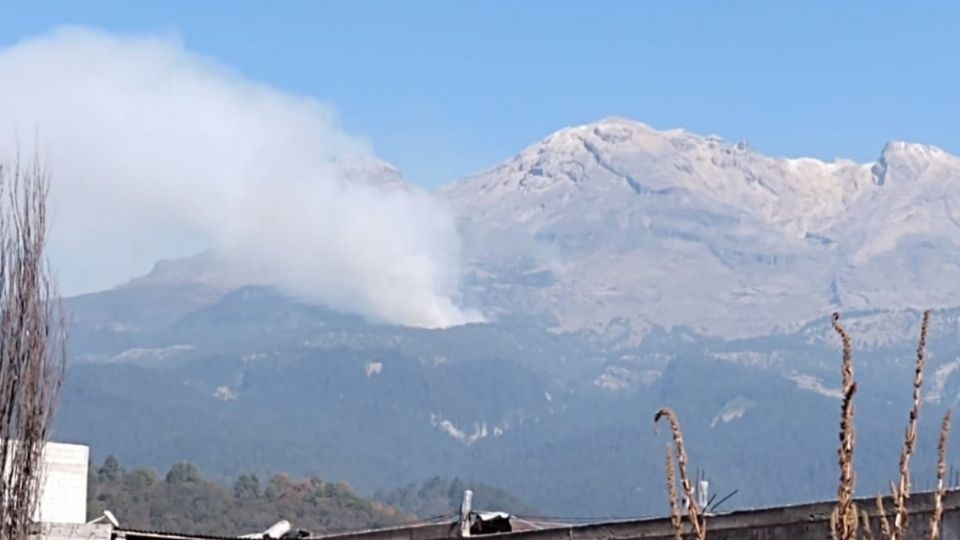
872, 140, 954, 185
588, 115, 657, 131
880, 140, 947, 163
442, 117, 794, 204
465, 118, 694, 196
544, 117, 684, 147
532, 117, 752, 162
439, 116, 960, 339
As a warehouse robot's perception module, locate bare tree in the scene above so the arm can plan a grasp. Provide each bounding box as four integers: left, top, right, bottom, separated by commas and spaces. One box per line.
0, 155, 65, 539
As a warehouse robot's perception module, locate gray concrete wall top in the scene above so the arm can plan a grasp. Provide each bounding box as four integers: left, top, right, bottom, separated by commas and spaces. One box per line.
489, 490, 960, 540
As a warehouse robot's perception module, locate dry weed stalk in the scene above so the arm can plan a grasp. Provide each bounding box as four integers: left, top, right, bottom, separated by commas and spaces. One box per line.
890, 310, 931, 538
831, 312, 859, 540
664, 443, 683, 540
860, 509, 874, 540
655, 407, 706, 540
875, 495, 892, 540
930, 409, 952, 540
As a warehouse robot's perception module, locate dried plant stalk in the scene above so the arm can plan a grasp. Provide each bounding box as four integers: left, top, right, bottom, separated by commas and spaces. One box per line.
930, 409, 952, 540
830, 505, 859, 540
892, 310, 930, 538
876, 495, 892, 540
830, 508, 838, 540
664, 443, 683, 540
861, 509, 874, 540
655, 407, 705, 540
832, 312, 859, 540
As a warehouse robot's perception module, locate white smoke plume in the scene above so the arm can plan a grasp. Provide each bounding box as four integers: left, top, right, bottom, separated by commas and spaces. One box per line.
0, 27, 483, 328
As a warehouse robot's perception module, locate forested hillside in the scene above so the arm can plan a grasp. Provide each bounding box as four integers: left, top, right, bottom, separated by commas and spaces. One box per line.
63, 288, 960, 515
87, 456, 406, 536
373, 476, 537, 518
86, 456, 538, 536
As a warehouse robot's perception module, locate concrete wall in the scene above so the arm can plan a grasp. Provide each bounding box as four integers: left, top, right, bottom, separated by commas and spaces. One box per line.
28, 485, 960, 539
317, 522, 459, 540
31, 523, 111, 540
492, 490, 960, 540
34, 443, 89, 524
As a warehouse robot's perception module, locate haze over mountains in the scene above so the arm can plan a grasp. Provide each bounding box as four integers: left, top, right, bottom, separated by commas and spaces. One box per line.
57, 118, 960, 517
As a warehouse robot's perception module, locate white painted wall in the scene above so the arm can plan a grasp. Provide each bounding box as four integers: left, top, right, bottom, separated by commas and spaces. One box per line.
32, 523, 111, 540
33, 443, 89, 524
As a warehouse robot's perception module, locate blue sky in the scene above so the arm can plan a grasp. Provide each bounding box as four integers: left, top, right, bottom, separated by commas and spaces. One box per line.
4, 1, 960, 188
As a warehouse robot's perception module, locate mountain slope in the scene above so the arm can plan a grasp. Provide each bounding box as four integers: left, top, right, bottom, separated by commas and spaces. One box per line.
441, 117, 960, 341
56, 117, 960, 517
87, 456, 407, 535
59, 281, 960, 516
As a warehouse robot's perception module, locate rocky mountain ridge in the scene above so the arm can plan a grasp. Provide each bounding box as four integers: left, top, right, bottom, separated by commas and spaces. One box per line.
441, 117, 960, 341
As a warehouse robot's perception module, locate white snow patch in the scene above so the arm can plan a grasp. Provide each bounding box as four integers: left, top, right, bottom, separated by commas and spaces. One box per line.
593, 366, 633, 391
710, 396, 755, 428
787, 373, 843, 399
926, 358, 960, 404
710, 351, 776, 368
429, 414, 491, 445
365, 361, 383, 377
76, 344, 194, 364
592, 365, 660, 390
213, 386, 238, 401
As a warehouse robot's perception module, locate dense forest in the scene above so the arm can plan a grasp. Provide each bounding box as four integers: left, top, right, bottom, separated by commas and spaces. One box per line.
87, 456, 535, 536
373, 476, 537, 518
87, 456, 405, 536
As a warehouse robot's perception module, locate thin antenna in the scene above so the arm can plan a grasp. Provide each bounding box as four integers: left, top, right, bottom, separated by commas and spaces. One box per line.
710, 489, 739, 513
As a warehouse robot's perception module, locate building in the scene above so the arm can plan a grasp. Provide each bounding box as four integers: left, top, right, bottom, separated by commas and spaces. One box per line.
35, 442, 89, 525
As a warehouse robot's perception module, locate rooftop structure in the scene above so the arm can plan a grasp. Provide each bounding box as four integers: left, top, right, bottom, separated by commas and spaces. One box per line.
31, 489, 960, 540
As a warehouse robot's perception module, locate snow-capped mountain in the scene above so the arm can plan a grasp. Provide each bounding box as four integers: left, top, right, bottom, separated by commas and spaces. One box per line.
441, 117, 960, 340
61, 118, 960, 516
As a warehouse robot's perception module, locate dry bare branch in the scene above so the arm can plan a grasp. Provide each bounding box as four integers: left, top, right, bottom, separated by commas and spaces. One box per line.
664, 443, 683, 540
892, 310, 930, 538
0, 155, 66, 539
861, 509, 874, 540
930, 409, 952, 540
832, 312, 859, 540
655, 407, 705, 540
876, 495, 892, 540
